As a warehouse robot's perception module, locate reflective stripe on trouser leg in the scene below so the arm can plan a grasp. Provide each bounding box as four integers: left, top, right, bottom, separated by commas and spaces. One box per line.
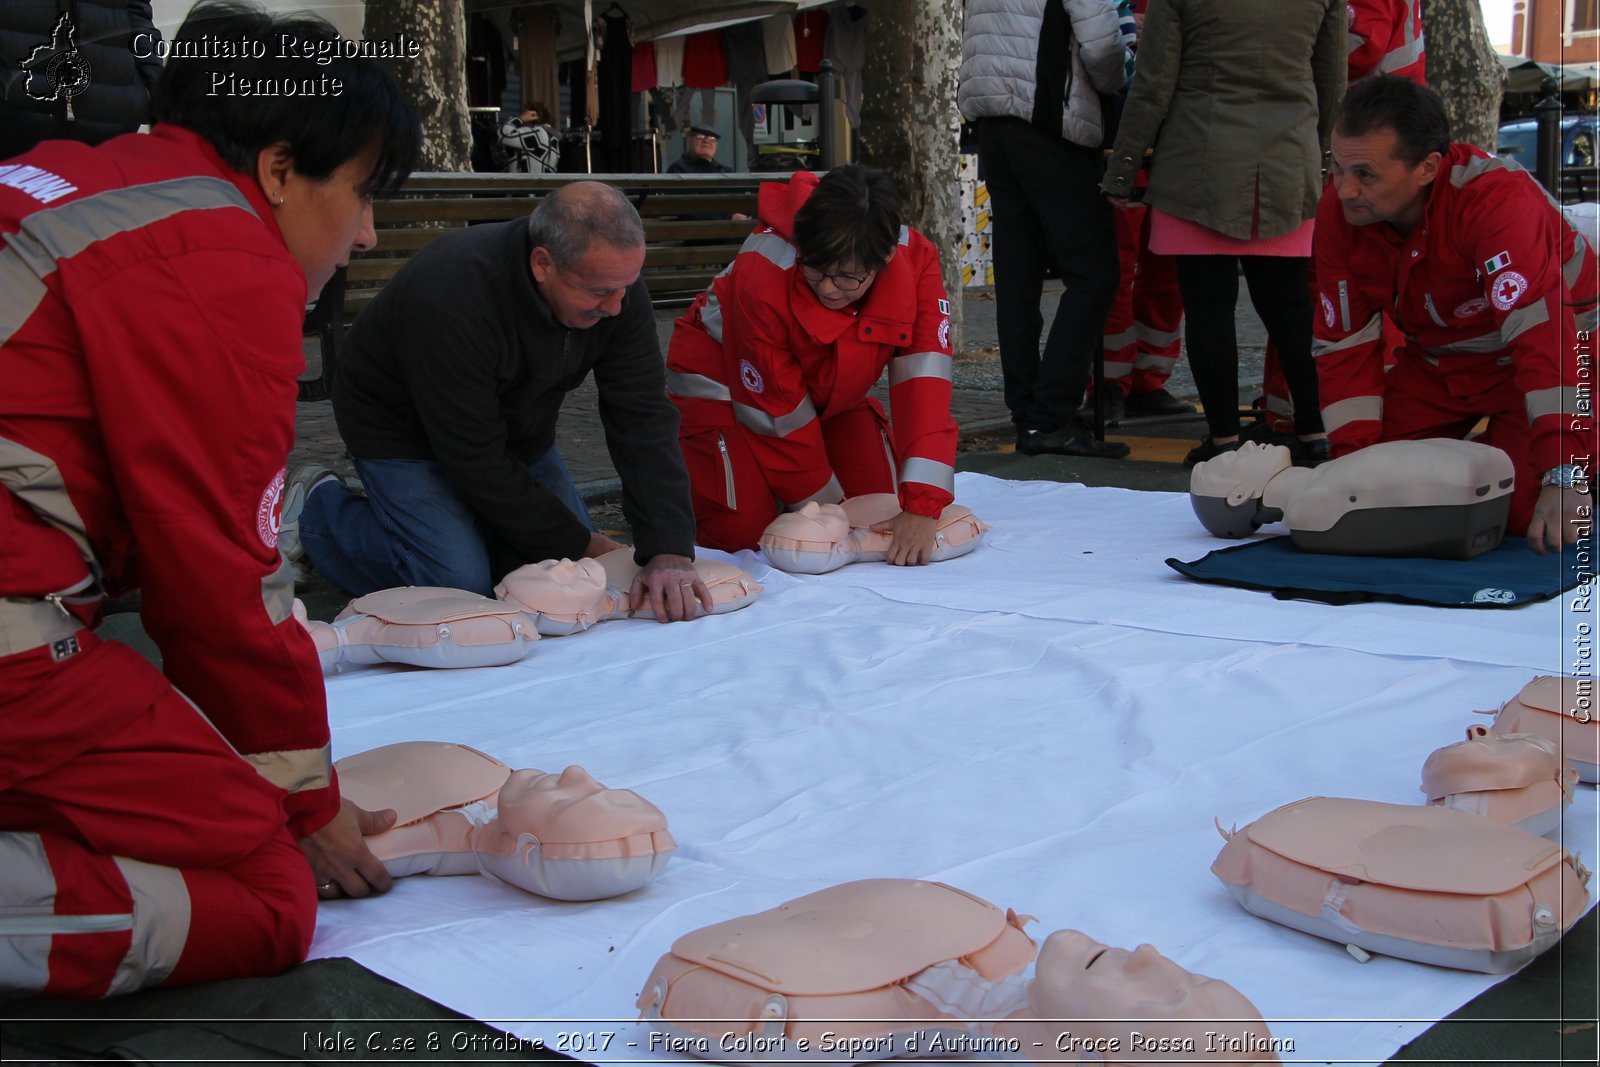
0, 831, 187, 997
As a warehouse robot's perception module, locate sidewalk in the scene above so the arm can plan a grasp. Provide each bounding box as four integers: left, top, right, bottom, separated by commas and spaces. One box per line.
287, 281, 1271, 495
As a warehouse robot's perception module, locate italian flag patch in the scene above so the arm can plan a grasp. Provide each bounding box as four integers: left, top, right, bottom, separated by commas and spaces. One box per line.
1483, 250, 1512, 274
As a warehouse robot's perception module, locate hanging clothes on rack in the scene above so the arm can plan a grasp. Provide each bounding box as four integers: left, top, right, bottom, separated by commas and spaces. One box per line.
598, 3, 634, 171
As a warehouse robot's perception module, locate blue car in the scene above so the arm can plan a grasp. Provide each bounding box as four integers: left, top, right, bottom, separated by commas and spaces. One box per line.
1497, 115, 1598, 200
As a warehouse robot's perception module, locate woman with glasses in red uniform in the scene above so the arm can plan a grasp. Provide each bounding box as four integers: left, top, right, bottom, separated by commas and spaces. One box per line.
666, 165, 958, 565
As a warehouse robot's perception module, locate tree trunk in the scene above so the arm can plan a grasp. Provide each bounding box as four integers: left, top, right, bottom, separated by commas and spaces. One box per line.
1421, 0, 1504, 150
859, 0, 965, 350
363, 0, 471, 172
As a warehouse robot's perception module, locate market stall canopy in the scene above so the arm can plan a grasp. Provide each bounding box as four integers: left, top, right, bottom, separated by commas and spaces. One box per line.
1499, 53, 1596, 95
467, 0, 806, 61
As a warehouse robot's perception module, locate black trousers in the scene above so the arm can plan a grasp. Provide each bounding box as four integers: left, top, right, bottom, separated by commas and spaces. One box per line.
1173, 255, 1325, 438
977, 119, 1120, 433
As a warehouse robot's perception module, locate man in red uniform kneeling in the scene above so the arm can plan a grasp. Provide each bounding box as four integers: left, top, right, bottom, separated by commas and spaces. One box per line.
1314, 75, 1596, 554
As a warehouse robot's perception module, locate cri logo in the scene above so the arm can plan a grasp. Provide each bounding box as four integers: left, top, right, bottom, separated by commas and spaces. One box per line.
257, 468, 286, 549
1490, 271, 1528, 311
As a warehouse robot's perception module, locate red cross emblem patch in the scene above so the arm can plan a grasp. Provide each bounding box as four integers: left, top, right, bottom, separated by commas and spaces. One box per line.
1490, 271, 1528, 311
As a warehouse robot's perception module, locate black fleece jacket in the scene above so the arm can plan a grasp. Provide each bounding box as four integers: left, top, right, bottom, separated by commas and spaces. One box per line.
335, 219, 696, 566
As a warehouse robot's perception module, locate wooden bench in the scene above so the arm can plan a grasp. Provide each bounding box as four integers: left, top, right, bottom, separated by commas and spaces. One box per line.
299, 171, 764, 401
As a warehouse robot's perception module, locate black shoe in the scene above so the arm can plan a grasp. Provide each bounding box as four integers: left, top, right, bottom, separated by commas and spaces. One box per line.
1292, 437, 1332, 468
1183, 437, 1242, 468
1125, 387, 1196, 417
1079, 388, 1127, 424
1018, 420, 1132, 459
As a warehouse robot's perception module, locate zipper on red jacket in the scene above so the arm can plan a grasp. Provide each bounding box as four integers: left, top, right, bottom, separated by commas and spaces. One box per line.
716, 433, 737, 508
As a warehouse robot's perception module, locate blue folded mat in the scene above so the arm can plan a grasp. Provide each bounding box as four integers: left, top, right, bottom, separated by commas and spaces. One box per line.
1166, 536, 1589, 607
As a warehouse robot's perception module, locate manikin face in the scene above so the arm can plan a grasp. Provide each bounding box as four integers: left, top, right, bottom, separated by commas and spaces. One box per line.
530, 240, 645, 329
497, 766, 665, 843
769, 502, 851, 542
1026, 931, 1277, 1064
1190, 442, 1292, 504
1328, 127, 1440, 234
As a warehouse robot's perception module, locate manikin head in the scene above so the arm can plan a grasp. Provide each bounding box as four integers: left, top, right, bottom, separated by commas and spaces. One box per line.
1024, 930, 1279, 1064
497, 765, 666, 843
527, 182, 647, 329
1189, 443, 1297, 538
1330, 75, 1449, 235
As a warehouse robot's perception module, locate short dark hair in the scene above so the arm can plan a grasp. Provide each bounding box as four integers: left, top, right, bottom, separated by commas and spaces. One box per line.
1335, 75, 1451, 166
527, 182, 645, 268
792, 164, 903, 273
152, 1, 420, 198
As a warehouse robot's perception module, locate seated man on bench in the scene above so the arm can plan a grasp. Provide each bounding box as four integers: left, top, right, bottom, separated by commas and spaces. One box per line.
285, 183, 713, 622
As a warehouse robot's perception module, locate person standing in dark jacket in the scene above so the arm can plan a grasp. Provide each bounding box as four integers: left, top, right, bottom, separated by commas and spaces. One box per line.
286, 182, 713, 622
0, 1, 163, 159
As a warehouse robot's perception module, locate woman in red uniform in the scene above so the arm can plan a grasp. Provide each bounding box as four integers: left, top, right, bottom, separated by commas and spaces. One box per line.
667, 165, 958, 565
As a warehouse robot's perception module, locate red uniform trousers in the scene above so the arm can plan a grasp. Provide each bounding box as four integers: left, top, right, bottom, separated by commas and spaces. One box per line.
682, 399, 896, 551
1375, 354, 1543, 536
1096, 203, 1184, 398
0, 632, 315, 998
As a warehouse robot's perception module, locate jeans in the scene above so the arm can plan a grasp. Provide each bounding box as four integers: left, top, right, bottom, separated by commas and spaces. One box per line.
977, 118, 1120, 433
300, 447, 595, 597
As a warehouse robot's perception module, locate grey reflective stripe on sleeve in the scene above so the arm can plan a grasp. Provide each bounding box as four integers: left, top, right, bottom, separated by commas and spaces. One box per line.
1566, 233, 1588, 289
740, 231, 797, 270
1525, 387, 1589, 422
1312, 314, 1383, 356
666, 369, 732, 402
784, 473, 844, 509
1134, 322, 1182, 349
699, 288, 725, 344
898, 225, 910, 247
1499, 301, 1551, 346
1102, 327, 1136, 351
262, 556, 295, 626
1322, 396, 1384, 433
733, 394, 818, 438
888, 351, 953, 388
1425, 329, 1509, 356
106, 856, 190, 996
244, 743, 333, 794
1450, 155, 1520, 188
1379, 22, 1425, 73
0, 435, 97, 565
1, 176, 257, 346
0, 833, 58, 996
1578, 305, 1599, 332
899, 457, 956, 495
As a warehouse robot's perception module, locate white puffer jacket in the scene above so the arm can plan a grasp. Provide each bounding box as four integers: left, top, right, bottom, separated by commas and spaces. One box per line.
958, 0, 1128, 149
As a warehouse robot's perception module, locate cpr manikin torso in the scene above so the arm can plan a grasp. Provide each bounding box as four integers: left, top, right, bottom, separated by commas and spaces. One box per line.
1190, 440, 1515, 558
336, 742, 674, 901
637, 879, 1278, 1064
296, 591, 540, 674
760, 494, 989, 574
497, 549, 762, 635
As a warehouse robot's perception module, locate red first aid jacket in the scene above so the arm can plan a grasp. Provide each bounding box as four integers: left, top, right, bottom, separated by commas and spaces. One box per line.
0, 126, 338, 834
1347, 0, 1425, 84
667, 171, 958, 517
1313, 144, 1598, 475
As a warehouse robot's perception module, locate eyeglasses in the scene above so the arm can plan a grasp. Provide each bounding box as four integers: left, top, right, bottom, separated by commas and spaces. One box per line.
688, 131, 719, 141
801, 264, 875, 293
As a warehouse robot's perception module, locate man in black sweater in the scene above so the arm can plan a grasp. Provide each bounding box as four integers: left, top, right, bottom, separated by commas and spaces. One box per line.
288, 183, 712, 621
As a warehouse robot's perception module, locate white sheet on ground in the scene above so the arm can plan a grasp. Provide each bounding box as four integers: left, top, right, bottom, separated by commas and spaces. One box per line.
311, 473, 1598, 1066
